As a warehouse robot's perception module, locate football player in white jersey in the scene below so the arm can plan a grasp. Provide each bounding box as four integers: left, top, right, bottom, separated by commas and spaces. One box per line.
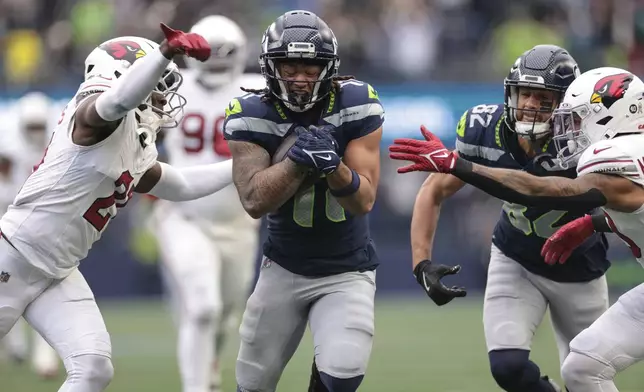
0, 23, 238, 392
1, 92, 61, 379
389, 67, 644, 392
153, 15, 264, 392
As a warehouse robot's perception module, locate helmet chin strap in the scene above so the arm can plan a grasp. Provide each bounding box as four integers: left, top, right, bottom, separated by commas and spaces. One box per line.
135, 106, 163, 147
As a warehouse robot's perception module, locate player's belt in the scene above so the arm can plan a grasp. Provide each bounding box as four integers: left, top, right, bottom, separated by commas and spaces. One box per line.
0, 229, 18, 251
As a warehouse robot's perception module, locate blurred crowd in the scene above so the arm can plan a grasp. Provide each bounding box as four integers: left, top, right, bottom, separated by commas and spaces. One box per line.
0, 0, 641, 90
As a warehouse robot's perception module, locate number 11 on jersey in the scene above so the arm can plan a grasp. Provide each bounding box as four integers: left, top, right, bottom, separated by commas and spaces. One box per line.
293, 186, 346, 227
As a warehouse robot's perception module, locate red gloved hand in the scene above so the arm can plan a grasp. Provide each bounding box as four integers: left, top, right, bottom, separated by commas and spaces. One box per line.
541, 215, 594, 265
160, 23, 211, 62
389, 125, 458, 174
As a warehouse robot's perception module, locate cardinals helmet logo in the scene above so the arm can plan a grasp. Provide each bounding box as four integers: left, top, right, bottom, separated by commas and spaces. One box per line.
100, 40, 146, 65
590, 73, 633, 109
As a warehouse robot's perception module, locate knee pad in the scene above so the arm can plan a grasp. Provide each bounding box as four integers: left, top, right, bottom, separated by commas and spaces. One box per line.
489, 349, 531, 390
316, 339, 370, 380
561, 352, 614, 390
66, 353, 114, 389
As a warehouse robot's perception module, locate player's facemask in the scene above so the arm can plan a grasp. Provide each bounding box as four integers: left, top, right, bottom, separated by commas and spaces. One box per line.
136, 68, 186, 132
267, 59, 336, 112
135, 69, 185, 147
505, 81, 565, 141
552, 102, 590, 169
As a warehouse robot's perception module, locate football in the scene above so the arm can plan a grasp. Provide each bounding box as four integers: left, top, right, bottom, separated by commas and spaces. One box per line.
271, 132, 298, 165
271, 132, 319, 193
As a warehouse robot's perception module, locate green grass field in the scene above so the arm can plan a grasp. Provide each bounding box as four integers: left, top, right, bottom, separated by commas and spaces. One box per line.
1, 297, 642, 391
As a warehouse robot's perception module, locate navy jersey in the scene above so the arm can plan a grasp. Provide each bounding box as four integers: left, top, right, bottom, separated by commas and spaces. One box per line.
224, 80, 384, 277
455, 104, 610, 282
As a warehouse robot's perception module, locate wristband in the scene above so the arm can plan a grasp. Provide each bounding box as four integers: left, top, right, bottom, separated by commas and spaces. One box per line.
329, 169, 360, 197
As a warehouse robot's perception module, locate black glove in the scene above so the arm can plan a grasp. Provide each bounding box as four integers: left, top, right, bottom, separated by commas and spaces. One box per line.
287, 126, 340, 175
413, 260, 467, 306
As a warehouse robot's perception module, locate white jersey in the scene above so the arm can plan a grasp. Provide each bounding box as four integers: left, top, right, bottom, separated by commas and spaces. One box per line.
163, 70, 264, 226
577, 134, 644, 267
0, 80, 158, 278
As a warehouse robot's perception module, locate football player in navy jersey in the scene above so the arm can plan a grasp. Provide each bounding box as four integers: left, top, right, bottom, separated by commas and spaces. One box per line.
224, 10, 384, 392
390, 45, 610, 392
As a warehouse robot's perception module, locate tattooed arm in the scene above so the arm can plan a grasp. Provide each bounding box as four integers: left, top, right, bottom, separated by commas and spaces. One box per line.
228, 140, 309, 219
451, 158, 642, 212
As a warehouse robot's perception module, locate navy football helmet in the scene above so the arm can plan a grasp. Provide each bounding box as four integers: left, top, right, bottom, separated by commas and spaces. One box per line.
259, 10, 340, 112
504, 45, 580, 139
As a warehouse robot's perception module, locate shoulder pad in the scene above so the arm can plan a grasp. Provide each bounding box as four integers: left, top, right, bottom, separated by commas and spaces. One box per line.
335, 79, 382, 107
322, 79, 384, 137
455, 104, 505, 162
223, 94, 293, 149
75, 75, 114, 104
577, 139, 640, 181
224, 93, 267, 121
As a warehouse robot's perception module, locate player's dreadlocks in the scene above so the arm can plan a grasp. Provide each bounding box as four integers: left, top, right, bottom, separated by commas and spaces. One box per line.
240, 75, 356, 102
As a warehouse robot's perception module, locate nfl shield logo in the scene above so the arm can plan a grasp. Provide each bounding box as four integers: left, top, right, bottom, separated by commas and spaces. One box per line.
0, 271, 10, 283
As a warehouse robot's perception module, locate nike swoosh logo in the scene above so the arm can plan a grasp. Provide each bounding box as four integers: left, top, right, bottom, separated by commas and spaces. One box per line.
593, 146, 612, 154
317, 155, 333, 161
422, 274, 431, 293
571, 93, 581, 97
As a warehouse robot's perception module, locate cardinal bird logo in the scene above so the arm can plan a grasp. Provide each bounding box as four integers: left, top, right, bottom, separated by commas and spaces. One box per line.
590, 73, 633, 109
99, 40, 146, 65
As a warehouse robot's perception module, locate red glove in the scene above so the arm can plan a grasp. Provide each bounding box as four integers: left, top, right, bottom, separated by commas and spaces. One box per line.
160, 23, 211, 62
541, 215, 594, 265
389, 125, 458, 174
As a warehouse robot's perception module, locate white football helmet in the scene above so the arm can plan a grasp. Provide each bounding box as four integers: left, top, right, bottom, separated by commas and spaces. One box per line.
552, 67, 644, 168
17, 91, 50, 148
83, 36, 186, 129
185, 15, 248, 88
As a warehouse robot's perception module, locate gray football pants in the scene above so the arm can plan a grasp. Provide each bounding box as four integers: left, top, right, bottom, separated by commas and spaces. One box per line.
484, 244, 609, 366
236, 257, 376, 392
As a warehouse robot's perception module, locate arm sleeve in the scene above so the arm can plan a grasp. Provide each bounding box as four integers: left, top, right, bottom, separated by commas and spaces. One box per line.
94, 49, 171, 121
148, 160, 233, 201
451, 158, 607, 211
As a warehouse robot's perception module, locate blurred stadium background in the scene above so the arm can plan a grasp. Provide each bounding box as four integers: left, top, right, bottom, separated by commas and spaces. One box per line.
1, 0, 644, 390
